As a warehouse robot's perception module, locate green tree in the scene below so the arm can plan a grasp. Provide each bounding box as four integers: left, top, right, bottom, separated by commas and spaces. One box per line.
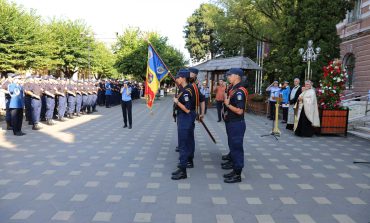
47, 19, 93, 78
91, 42, 118, 79
216, 0, 352, 84
114, 28, 186, 81
0, 0, 54, 74
184, 3, 224, 62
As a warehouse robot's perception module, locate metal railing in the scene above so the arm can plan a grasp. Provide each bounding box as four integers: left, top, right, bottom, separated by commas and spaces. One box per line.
342, 94, 370, 118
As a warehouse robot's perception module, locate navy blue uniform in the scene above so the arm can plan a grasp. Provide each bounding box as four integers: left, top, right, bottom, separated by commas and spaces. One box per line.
224, 83, 247, 171
23, 82, 32, 123
177, 86, 197, 169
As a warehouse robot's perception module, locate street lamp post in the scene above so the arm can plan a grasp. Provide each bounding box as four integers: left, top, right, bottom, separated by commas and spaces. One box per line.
299, 40, 321, 81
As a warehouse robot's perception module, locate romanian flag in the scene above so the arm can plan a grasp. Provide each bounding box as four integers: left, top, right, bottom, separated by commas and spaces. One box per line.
145, 44, 169, 109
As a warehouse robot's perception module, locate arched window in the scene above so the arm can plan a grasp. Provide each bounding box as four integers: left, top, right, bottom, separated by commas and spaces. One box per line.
343, 54, 355, 90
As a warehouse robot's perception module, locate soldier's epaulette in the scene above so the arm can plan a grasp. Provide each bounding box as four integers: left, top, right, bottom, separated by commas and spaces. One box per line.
185, 88, 193, 96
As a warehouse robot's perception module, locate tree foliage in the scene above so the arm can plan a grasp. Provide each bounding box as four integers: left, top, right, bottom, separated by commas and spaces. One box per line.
0, 0, 52, 73
184, 3, 224, 62
185, 0, 352, 85
0, 0, 118, 79
114, 28, 186, 81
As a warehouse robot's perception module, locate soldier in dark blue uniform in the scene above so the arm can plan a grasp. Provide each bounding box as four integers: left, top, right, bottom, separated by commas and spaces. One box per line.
66, 81, 76, 119
8, 74, 25, 136
91, 81, 98, 112
56, 78, 67, 121
23, 77, 33, 125
29, 78, 43, 130
171, 69, 196, 180
81, 82, 89, 114
98, 80, 105, 106
44, 78, 56, 125
222, 68, 247, 183
185, 67, 205, 167
23, 77, 42, 130
75, 82, 83, 116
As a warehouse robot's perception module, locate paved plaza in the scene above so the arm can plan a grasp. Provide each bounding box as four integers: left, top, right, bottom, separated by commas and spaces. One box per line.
0, 97, 370, 223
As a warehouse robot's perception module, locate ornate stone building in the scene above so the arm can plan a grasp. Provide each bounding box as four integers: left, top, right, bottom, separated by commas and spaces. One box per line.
337, 0, 370, 96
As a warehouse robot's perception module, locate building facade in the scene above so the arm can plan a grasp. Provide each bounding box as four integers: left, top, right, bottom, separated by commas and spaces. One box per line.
337, 0, 370, 96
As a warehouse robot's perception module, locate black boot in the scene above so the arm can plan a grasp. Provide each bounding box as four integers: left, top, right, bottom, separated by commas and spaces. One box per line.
187, 159, 194, 168
171, 168, 187, 180
224, 170, 241, 183
222, 153, 231, 161
223, 170, 236, 178
14, 131, 26, 136
221, 161, 233, 170
6, 121, 13, 131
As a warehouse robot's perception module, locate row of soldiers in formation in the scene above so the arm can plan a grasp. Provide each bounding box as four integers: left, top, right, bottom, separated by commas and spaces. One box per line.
1, 75, 144, 136
1, 74, 100, 135
98, 80, 143, 108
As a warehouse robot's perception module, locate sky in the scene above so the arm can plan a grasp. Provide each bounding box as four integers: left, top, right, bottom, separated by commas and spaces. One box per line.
13, 0, 208, 62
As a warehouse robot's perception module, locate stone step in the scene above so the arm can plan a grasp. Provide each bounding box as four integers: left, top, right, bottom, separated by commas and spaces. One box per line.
355, 126, 370, 134
348, 130, 370, 140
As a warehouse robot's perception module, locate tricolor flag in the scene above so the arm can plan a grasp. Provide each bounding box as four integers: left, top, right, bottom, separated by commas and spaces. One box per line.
145, 44, 169, 109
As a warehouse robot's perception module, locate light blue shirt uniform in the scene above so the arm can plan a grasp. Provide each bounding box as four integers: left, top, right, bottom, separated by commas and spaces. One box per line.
8, 83, 24, 108
121, 87, 132, 102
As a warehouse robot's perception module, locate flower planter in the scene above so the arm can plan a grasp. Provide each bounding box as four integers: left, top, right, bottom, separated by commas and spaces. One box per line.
319, 108, 349, 136
248, 101, 267, 115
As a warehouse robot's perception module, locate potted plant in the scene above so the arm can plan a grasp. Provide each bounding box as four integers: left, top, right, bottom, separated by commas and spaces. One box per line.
317, 60, 349, 136
247, 93, 267, 115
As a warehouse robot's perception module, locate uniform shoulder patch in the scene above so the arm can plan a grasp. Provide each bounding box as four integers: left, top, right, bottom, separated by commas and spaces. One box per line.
184, 93, 189, 102
185, 88, 193, 96
236, 91, 243, 101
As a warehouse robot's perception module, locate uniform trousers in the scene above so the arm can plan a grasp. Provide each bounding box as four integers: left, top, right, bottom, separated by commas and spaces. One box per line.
24, 95, 32, 122
76, 94, 82, 113
81, 95, 88, 112
10, 108, 23, 134
121, 100, 132, 126
45, 96, 55, 120
91, 94, 97, 111
225, 119, 246, 171
177, 111, 196, 169
105, 95, 111, 107
31, 98, 41, 125
58, 96, 67, 118
67, 95, 76, 115
5, 97, 11, 123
